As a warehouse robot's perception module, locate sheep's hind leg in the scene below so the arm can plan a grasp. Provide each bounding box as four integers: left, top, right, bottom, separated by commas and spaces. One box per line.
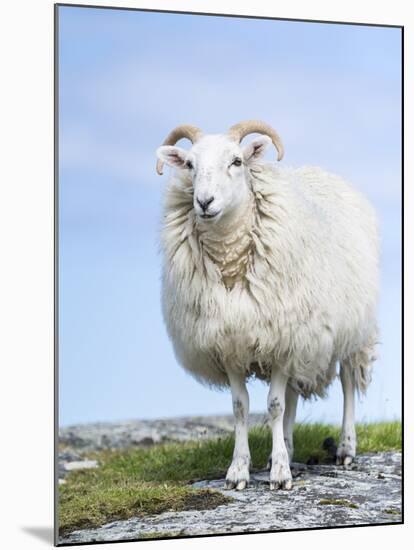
268, 367, 292, 490
283, 385, 298, 463
225, 369, 251, 491
337, 359, 356, 466
267, 384, 298, 468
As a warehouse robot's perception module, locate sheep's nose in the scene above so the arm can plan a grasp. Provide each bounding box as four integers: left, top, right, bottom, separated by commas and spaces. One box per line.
196, 196, 214, 212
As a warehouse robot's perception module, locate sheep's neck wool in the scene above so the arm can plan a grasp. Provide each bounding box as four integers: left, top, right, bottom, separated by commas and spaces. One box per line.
196, 195, 255, 290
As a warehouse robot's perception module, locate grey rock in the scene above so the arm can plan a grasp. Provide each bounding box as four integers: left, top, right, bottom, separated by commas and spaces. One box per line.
58, 449, 97, 480
63, 460, 98, 472
59, 451, 402, 544
59, 414, 268, 452
58, 450, 82, 462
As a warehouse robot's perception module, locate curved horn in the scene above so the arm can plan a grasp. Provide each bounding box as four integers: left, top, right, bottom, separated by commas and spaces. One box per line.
227, 120, 284, 161
156, 124, 203, 175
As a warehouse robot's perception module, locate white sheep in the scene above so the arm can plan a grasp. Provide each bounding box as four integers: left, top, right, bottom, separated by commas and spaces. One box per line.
156, 120, 379, 491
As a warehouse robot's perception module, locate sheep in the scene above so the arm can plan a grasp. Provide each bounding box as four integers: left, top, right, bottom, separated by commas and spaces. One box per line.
155, 120, 379, 491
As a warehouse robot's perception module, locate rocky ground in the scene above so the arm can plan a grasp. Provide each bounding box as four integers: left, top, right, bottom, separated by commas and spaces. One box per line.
58, 416, 402, 544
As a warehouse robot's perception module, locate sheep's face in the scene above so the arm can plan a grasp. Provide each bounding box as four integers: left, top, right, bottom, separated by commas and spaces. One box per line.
157, 134, 272, 223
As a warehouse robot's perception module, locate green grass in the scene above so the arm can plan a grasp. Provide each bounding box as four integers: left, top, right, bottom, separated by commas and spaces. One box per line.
59, 421, 401, 537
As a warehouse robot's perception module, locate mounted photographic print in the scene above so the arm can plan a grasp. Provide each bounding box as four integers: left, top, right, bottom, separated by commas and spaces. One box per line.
55, 3, 403, 545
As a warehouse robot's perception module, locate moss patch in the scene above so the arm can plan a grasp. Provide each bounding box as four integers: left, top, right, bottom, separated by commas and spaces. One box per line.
318, 498, 359, 509
383, 508, 400, 515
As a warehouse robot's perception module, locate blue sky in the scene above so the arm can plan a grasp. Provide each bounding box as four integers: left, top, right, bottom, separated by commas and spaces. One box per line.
58, 6, 402, 427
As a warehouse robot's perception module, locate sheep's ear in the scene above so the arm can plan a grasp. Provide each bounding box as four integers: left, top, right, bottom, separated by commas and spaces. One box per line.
156, 146, 188, 169
242, 136, 272, 163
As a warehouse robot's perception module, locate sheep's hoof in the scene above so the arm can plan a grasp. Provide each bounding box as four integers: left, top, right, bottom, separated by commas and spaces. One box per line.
236, 480, 247, 491
225, 456, 250, 491
269, 460, 293, 491
269, 478, 293, 491
225, 479, 248, 491
336, 455, 354, 467
336, 439, 356, 467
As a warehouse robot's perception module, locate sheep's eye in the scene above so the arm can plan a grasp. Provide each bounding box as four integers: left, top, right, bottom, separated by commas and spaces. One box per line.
185, 160, 193, 169
232, 158, 242, 167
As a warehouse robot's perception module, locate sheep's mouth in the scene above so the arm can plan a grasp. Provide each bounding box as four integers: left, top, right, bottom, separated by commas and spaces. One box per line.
200, 211, 220, 220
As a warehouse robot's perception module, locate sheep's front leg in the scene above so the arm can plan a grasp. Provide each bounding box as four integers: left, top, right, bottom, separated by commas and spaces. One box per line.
268, 367, 292, 490
267, 384, 298, 468
225, 369, 250, 490
337, 360, 356, 465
